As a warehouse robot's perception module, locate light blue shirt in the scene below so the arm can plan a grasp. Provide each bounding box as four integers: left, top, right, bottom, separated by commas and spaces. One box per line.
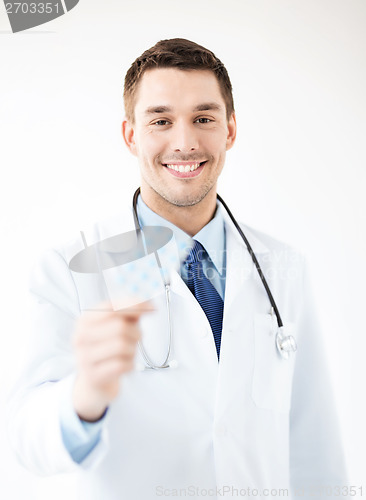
61, 194, 227, 463
136, 194, 227, 300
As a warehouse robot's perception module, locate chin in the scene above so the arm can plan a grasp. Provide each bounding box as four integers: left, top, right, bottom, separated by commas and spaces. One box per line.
160, 185, 215, 208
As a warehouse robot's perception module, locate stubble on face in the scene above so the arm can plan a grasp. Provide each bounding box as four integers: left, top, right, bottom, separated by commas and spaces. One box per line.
127, 68, 235, 230
142, 153, 222, 208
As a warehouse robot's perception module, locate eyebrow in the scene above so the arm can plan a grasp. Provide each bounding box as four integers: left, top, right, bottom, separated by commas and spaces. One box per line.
193, 102, 223, 112
144, 102, 223, 115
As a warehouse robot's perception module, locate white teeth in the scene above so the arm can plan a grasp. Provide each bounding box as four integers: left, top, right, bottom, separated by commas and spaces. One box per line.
165, 162, 202, 172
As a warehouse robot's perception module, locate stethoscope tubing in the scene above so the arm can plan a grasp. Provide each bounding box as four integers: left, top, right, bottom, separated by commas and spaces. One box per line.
216, 194, 283, 328
132, 187, 286, 368
133, 187, 283, 328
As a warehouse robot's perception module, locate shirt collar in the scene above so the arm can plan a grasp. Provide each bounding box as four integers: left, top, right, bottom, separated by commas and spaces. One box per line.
136, 195, 225, 276
194, 203, 225, 275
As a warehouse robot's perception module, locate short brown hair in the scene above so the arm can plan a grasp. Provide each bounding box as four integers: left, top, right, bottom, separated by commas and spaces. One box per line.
123, 38, 235, 123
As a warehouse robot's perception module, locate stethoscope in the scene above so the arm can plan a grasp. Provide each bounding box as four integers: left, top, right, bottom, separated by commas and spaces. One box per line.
132, 187, 297, 370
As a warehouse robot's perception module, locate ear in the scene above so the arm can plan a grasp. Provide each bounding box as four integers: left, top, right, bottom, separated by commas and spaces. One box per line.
225, 112, 237, 151
122, 119, 138, 156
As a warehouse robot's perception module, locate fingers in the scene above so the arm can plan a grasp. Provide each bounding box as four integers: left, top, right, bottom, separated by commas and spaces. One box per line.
82, 299, 155, 316
78, 333, 139, 367
88, 357, 135, 384
73, 314, 141, 347
72, 300, 154, 411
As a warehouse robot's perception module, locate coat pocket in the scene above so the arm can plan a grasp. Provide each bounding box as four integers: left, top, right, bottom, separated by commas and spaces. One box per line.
252, 313, 296, 413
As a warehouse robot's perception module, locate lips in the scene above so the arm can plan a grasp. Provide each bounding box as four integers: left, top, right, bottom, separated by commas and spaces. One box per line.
162, 161, 207, 178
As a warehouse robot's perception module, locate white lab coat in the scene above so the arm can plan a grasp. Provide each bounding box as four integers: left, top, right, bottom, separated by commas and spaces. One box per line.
8, 200, 348, 499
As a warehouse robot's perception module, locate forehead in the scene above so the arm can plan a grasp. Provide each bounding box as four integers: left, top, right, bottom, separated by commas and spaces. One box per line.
134, 68, 225, 116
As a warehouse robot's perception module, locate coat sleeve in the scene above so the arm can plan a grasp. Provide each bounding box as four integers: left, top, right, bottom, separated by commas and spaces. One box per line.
289, 260, 349, 497
7, 248, 110, 476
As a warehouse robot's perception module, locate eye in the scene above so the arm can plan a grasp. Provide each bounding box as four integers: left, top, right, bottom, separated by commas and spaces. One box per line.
195, 117, 212, 124
153, 120, 170, 126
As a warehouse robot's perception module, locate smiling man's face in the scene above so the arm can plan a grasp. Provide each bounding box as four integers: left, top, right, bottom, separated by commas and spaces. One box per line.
123, 68, 236, 208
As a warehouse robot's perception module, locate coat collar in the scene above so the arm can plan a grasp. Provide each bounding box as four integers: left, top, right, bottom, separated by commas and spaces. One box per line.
218, 198, 270, 256
79, 197, 271, 310
86, 196, 269, 257
159, 198, 271, 307
219, 200, 270, 312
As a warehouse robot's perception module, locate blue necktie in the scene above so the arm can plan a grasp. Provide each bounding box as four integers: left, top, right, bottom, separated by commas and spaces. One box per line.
185, 240, 224, 359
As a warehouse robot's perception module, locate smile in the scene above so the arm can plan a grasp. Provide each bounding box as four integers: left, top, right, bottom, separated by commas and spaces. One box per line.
165, 162, 203, 172
162, 161, 207, 178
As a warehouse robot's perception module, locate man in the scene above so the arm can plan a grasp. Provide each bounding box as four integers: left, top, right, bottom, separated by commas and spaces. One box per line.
9, 39, 348, 499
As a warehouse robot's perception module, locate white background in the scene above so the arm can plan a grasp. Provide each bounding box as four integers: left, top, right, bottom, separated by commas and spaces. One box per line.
0, 0, 365, 497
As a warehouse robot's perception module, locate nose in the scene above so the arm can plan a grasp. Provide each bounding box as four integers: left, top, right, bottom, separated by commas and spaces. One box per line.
170, 121, 199, 153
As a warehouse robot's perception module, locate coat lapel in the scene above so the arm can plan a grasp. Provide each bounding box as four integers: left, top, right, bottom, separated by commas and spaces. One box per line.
221, 208, 270, 316
78, 202, 270, 325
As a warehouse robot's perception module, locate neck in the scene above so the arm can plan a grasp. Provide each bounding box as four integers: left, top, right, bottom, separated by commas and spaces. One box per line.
139, 185, 217, 236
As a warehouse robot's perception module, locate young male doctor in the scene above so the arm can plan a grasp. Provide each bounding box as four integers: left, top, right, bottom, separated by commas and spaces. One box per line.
9, 39, 348, 499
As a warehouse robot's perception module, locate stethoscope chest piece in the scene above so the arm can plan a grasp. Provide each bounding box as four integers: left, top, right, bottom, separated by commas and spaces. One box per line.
276, 326, 297, 360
